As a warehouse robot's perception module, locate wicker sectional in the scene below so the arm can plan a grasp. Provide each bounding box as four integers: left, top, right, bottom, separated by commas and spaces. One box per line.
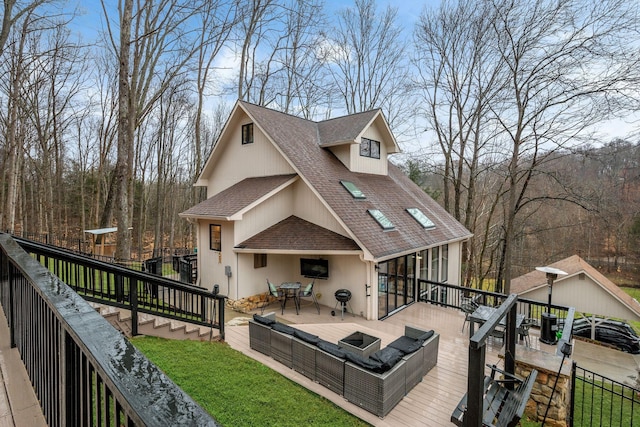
248, 313, 440, 418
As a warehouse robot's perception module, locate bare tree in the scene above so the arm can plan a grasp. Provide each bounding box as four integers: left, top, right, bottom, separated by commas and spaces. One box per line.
326, 0, 411, 128
22, 20, 85, 236
413, 0, 505, 286
193, 0, 237, 175
0, 13, 30, 232
102, 0, 205, 260
0, 0, 50, 56
491, 0, 640, 293
266, 0, 327, 117
413, 0, 640, 292
235, 0, 279, 102
0, 7, 66, 232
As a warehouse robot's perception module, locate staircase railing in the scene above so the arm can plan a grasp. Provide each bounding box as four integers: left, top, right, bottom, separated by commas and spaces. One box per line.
12, 235, 225, 339
0, 233, 220, 426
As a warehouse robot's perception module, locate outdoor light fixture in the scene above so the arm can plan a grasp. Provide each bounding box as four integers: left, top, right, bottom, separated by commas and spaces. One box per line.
535, 266, 568, 344
535, 266, 568, 313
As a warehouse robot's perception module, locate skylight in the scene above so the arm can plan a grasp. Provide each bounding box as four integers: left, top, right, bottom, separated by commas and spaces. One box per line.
407, 208, 435, 229
340, 180, 366, 199
368, 209, 394, 230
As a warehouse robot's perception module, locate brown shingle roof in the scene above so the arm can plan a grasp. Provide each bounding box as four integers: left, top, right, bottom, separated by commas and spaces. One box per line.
317, 110, 379, 146
180, 174, 297, 219
511, 255, 640, 316
236, 216, 360, 251
239, 101, 472, 260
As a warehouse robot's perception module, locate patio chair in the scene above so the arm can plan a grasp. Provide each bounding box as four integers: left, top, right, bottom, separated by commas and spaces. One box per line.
298, 280, 320, 314
518, 318, 536, 346
261, 279, 285, 314
460, 303, 477, 332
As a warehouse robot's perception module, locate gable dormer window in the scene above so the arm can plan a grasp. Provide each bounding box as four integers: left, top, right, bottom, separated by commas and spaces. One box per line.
242, 123, 254, 145
360, 137, 380, 159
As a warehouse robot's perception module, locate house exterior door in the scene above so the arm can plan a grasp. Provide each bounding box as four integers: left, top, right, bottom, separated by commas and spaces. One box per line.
377, 254, 416, 319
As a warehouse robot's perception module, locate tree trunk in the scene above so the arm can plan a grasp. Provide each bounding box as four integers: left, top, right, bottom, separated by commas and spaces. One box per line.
114, 0, 134, 261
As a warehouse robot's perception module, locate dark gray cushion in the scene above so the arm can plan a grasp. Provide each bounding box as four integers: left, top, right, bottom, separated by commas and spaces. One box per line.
416, 330, 434, 342
388, 336, 422, 355
293, 329, 321, 345
370, 347, 404, 371
271, 323, 296, 335
317, 340, 347, 359
252, 314, 275, 326
345, 352, 385, 373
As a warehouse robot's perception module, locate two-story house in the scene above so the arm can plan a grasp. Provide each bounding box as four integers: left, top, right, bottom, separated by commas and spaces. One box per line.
180, 101, 471, 320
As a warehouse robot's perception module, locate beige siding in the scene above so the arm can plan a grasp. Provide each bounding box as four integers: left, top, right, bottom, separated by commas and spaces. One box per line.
197, 220, 236, 297
522, 276, 640, 321
446, 241, 463, 286
291, 180, 350, 237
206, 113, 295, 196
330, 144, 352, 170
326, 120, 391, 176
233, 179, 351, 244
235, 188, 294, 244
233, 253, 369, 317
234, 253, 292, 300
349, 121, 388, 175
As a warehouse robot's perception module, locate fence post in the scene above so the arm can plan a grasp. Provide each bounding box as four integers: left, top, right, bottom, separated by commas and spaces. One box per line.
8, 263, 16, 348
131, 277, 138, 336
466, 342, 485, 427
217, 296, 225, 340
568, 361, 576, 427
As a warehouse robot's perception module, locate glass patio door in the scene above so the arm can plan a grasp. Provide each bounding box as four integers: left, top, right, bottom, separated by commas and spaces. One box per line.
377, 254, 416, 319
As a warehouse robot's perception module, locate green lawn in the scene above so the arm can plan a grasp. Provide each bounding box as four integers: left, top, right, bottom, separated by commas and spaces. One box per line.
131, 336, 370, 427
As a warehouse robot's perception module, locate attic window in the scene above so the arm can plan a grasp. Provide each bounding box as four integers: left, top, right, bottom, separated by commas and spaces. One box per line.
407, 208, 435, 229
242, 123, 253, 145
360, 138, 380, 159
340, 180, 366, 199
368, 209, 394, 230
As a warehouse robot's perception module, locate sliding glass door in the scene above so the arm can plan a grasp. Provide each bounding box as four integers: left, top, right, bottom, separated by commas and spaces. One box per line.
377, 254, 416, 319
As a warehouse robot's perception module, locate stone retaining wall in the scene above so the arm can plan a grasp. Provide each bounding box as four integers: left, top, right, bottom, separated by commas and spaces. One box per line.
510, 346, 572, 427
516, 361, 570, 427
226, 293, 273, 312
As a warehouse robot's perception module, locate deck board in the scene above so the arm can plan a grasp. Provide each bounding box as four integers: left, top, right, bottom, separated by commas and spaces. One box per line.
224, 301, 544, 426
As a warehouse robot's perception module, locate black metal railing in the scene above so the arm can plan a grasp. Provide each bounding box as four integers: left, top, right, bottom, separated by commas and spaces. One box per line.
4, 229, 195, 264
0, 233, 220, 426
459, 294, 522, 427
12, 235, 224, 339
570, 363, 640, 426
417, 279, 573, 332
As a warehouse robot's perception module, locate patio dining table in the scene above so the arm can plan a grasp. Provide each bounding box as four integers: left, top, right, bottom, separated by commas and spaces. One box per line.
469, 305, 524, 337
279, 282, 301, 315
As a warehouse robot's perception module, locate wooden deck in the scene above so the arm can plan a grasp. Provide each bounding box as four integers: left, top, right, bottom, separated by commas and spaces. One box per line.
224, 301, 548, 426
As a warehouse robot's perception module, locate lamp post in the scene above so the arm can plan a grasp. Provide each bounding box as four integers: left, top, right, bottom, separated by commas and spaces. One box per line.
535, 266, 567, 344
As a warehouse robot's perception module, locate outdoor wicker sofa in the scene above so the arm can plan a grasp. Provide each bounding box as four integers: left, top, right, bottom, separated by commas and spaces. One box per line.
248, 313, 440, 418
248, 312, 275, 356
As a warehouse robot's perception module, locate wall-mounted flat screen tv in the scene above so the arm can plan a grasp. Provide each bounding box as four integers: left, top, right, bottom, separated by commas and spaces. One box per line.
300, 258, 329, 279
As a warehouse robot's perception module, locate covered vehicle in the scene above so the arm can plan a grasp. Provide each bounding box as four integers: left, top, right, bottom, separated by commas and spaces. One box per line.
572, 318, 640, 354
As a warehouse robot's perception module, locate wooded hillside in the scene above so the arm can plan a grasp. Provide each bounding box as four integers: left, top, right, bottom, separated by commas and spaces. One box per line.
1, 0, 639, 287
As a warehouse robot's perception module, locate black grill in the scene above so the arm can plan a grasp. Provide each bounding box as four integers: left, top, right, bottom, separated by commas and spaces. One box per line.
335, 289, 352, 303
333, 289, 353, 320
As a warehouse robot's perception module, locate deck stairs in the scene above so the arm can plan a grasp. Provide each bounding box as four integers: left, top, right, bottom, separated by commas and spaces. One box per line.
89, 302, 217, 341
